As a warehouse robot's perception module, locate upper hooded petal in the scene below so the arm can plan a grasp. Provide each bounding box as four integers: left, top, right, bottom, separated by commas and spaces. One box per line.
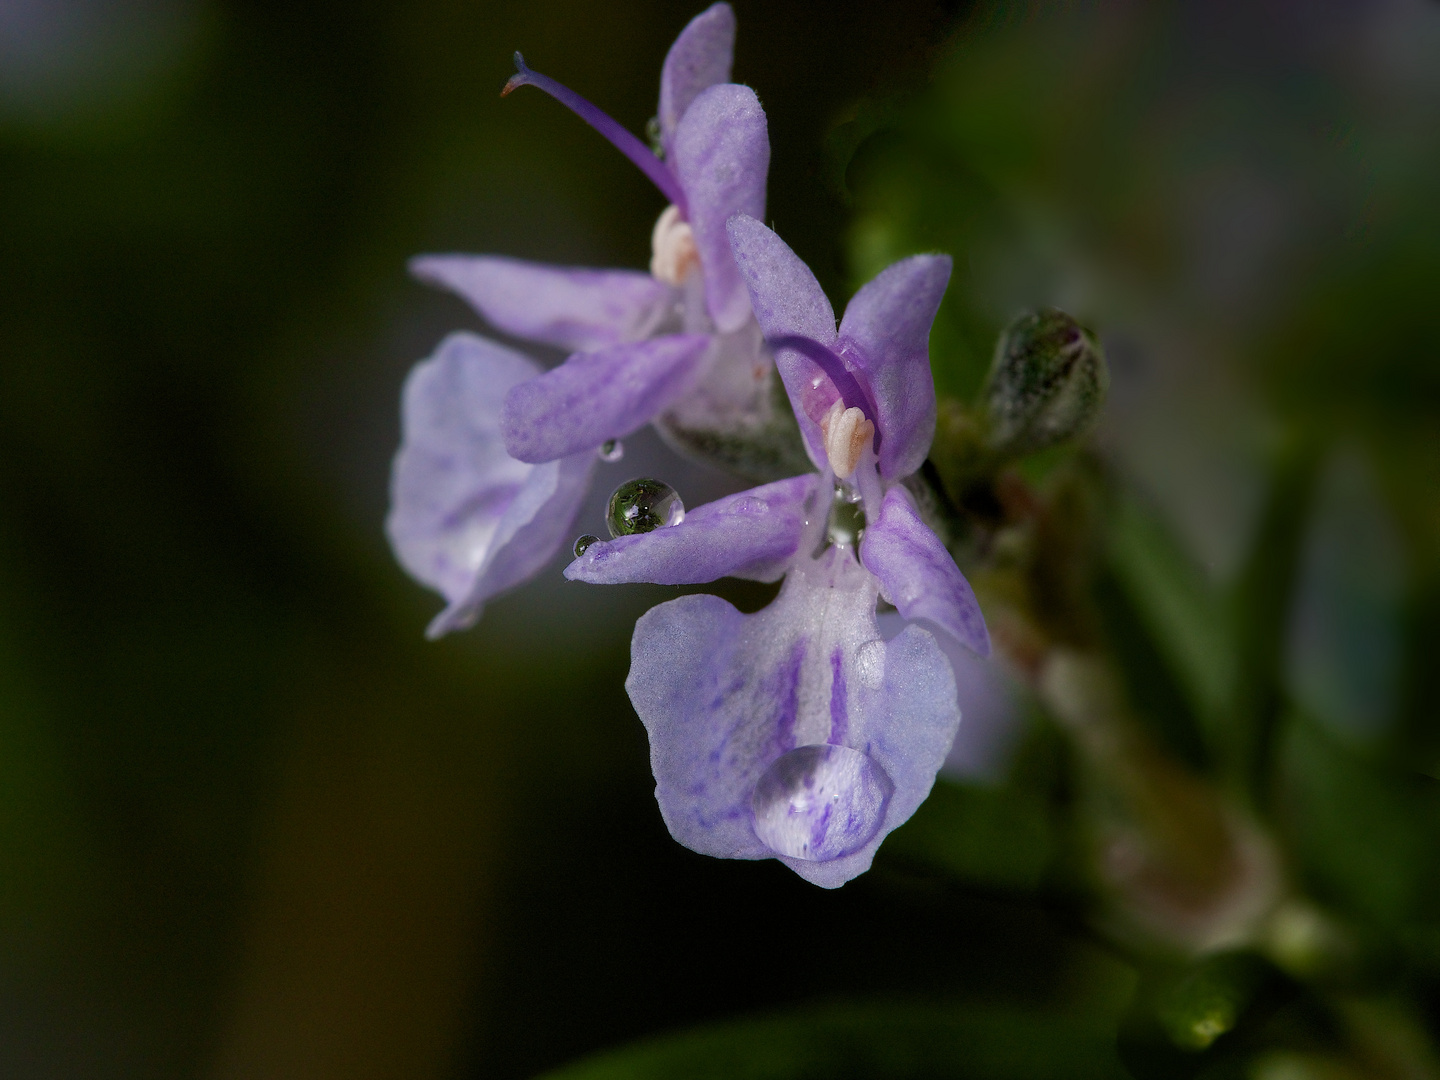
860, 486, 991, 657
626, 544, 961, 888
838, 255, 950, 479
671, 84, 769, 334
385, 333, 596, 637
565, 474, 817, 585
658, 3, 735, 158
501, 334, 711, 463
727, 214, 840, 470
411, 255, 676, 353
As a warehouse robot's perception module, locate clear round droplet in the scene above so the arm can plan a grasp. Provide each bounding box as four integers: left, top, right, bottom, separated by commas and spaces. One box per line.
598, 439, 624, 463
606, 478, 685, 538
827, 488, 866, 548
645, 115, 665, 159
751, 744, 894, 861
573, 534, 600, 558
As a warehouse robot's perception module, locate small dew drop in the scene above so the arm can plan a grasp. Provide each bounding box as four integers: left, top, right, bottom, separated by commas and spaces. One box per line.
751, 745, 894, 861
645, 116, 664, 158
606, 478, 685, 538
573, 534, 600, 558
827, 486, 867, 548
598, 439, 624, 463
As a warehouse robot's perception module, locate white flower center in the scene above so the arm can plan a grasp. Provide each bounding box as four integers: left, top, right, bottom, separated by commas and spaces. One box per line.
819, 400, 874, 479
649, 204, 700, 286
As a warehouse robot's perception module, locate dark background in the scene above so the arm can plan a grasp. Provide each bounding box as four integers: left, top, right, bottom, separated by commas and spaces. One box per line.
2, 1, 1438, 1077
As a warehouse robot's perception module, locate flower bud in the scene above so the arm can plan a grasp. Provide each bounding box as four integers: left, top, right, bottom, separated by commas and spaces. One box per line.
983, 309, 1108, 458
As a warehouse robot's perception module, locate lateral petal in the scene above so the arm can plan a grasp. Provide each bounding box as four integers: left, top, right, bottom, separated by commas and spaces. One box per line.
411, 255, 675, 353
565, 474, 817, 585
860, 486, 991, 657
384, 333, 595, 636
501, 334, 711, 463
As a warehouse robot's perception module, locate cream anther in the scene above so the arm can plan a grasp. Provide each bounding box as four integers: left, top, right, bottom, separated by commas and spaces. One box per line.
649, 204, 700, 286
819, 400, 875, 479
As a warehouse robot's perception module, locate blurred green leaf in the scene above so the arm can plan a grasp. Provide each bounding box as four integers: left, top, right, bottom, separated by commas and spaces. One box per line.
1278, 712, 1440, 933
535, 1001, 1130, 1080
1106, 492, 1236, 738
883, 765, 1053, 893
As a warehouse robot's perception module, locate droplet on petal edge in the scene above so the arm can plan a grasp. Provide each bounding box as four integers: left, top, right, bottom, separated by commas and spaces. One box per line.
606, 478, 685, 538
751, 744, 894, 862
573, 534, 601, 558
598, 439, 624, 463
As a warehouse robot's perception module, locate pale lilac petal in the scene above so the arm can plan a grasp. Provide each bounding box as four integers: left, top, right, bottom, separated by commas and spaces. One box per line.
727, 214, 839, 468
658, 3, 735, 156
860, 486, 991, 657
565, 474, 817, 585
671, 85, 769, 334
385, 333, 596, 637
501, 334, 711, 463
626, 546, 960, 888
410, 255, 676, 353
425, 450, 594, 638
838, 255, 951, 479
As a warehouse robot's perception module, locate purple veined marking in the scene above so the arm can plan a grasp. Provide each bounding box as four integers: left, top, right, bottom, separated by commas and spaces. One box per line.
751, 744, 894, 861
503, 52, 688, 213
766, 334, 883, 456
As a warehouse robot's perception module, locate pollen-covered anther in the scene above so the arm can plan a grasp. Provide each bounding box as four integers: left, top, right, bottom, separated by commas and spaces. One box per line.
819, 400, 875, 479
650, 204, 700, 286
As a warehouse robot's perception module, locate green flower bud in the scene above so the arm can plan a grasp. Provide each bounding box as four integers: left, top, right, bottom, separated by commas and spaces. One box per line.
983, 309, 1108, 458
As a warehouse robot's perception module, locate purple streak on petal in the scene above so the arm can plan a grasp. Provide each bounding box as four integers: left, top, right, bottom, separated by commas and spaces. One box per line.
410, 255, 675, 353
838, 255, 950, 479
767, 334, 881, 455
670, 84, 769, 333
503, 52, 686, 210
860, 486, 991, 657
828, 647, 848, 745
781, 624, 959, 888
628, 543, 958, 888
658, 3, 734, 157
564, 474, 815, 585
727, 214, 841, 469
385, 333, 596, 637
501, 334, 710, 463
627, 593, 776, 861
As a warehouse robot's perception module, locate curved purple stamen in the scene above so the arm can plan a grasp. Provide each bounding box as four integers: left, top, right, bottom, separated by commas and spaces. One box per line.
503, 52, 688, 213
767, 334, 883, 455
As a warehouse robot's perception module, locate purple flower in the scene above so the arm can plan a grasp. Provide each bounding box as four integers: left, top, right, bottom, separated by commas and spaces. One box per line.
386, 333, 596, 637
565, 216, 991, 887
389, 5, 796, 635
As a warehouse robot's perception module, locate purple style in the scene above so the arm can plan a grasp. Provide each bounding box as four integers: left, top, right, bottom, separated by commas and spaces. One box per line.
567, 218, 990, 886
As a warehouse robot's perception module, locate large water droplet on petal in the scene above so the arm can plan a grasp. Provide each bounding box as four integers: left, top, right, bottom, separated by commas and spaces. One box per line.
573, 534, 600, 558
606, 478, 685, 538
598, 439, 624, 463
751, 744, 894, 861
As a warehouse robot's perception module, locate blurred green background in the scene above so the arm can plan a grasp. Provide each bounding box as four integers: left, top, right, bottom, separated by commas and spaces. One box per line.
1, 1, 1437, 1078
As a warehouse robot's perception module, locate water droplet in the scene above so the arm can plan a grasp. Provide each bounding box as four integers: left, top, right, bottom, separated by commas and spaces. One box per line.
645, 116, 665, 159
751, 744, 894, 861
827, 487, 866, 548
598, 439, 624, 463
606, 478, 684, 538
573, 534, 600, 558
856, 640, 886, 689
